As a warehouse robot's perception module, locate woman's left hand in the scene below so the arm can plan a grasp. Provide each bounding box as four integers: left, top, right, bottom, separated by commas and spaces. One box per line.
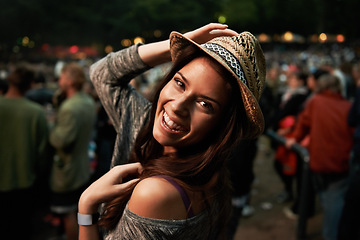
184, 23, 239, 45
78, 162, 143, 214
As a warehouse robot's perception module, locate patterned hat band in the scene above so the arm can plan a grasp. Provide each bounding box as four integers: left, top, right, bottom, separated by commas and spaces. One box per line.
201, 42, 248, 88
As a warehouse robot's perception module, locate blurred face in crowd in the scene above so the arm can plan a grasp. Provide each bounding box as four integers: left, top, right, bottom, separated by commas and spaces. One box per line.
287, 72, 303, 89
153, 57, 231, 153
58, 70, 73, 92
307, 74, 316, 91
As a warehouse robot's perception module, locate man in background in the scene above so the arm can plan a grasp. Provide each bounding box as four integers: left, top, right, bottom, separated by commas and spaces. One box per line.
0, 66, 49, 239
49, 62, 96, 240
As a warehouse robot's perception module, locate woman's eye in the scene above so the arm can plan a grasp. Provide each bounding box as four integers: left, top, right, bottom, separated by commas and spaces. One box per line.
199, 101, 214, 111
174, 79, 185, 88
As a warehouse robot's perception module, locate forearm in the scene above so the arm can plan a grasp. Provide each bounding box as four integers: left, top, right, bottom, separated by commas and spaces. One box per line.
79, 225, 100, 240
78, 194, 101, 240
89, 44, 151, 132
138, 39, 171, 67
90, 44, 151, 88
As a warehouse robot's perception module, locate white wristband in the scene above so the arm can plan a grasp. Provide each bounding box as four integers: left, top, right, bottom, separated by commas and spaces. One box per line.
77, 212, 100, 226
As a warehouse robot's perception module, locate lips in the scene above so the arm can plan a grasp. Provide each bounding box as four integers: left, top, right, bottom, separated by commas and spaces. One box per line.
163, 111, 187, 132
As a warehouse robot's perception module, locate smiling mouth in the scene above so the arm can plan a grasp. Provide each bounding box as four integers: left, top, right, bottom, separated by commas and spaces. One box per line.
163, 111, 186, 132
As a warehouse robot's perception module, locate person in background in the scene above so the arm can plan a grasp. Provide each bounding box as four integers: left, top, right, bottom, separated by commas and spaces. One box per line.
25, 72, 54, 106
78, 23, 266, 239
282, 68, 330, 220
49, 62, 96, 240
272, 70, 309, 203
337, 68, 360, 240
286, 74, 353, 240
0, 66, 49, 239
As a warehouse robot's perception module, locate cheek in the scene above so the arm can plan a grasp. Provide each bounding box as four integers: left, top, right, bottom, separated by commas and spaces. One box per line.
191, 114, 220, 138
157, 84, 181, 108
161, 83, 177, 98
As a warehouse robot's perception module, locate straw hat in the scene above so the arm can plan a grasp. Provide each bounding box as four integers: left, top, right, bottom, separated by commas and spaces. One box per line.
169, 31, 266, 139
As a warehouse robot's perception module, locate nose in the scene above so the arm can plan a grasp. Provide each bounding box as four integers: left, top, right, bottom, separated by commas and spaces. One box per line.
169, 95, 190, 118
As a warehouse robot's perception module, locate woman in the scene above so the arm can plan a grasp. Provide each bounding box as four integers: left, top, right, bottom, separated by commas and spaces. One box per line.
79, 23, 266, 239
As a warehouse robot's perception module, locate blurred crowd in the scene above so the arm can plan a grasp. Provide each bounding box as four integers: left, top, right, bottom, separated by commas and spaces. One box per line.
1, 41, 360, 240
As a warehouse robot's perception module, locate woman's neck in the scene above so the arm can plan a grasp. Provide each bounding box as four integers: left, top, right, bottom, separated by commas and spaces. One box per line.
163, 146, 177, 154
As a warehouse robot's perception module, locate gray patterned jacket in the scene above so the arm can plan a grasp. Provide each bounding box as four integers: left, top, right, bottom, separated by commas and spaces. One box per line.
90, 44, 151, 167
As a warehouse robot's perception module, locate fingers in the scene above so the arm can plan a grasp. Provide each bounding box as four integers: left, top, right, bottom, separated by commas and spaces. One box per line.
185, 23, 239, 44
209, 29, 239, 37
203, 23, 238, 35
202, 23, 229, 31
114, 178, 139, 193
111, 162, 143, 183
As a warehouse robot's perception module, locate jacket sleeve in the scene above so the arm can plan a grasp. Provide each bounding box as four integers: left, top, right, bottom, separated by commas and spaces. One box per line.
50, 107, 78, 151
291, 99, 312, 142
89, 44, 152, 134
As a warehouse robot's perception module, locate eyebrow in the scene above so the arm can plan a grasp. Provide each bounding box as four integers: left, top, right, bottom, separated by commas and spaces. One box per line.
177, 71, 223, 108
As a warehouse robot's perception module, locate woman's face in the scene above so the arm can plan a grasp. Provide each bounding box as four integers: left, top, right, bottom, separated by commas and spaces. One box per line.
153, 57, 231, 153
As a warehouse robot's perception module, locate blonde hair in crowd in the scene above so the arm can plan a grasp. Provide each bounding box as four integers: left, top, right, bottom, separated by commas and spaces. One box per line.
61, 62, 86, 91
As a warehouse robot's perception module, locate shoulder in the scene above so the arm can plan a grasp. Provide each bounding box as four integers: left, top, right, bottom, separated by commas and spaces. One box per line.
23, 99, 46, 115
128, 176, 188, 220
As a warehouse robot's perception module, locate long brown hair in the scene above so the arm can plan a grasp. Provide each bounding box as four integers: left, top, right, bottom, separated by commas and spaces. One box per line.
99, 50, 249, 237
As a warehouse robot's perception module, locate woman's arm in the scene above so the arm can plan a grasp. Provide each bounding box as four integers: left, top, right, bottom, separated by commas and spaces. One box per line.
89, 45, 151, 134
78, 163, 143, 240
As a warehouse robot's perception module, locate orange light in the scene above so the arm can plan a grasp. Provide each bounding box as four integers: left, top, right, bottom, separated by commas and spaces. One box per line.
284, 31, 294, 42
121, 39, 131, 47
258, 33, 270, 42
336, 34, 345, 43
105, 45, 113, 54
319, 33, 327, 42
134, 37, 145, 44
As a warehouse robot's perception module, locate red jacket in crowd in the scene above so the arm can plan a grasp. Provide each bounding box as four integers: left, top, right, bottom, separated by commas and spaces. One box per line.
292, 90, 354, 174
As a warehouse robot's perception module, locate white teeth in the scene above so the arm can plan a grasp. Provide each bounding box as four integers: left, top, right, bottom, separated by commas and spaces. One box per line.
163, 112, 181, 130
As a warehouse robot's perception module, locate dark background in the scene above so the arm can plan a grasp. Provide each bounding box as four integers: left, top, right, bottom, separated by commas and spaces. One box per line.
1, 0, 359, 59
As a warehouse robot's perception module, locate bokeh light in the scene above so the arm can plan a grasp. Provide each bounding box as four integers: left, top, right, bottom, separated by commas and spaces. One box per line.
336, 34, 345, 43
134, 37, 145, 44
105, 45, 113, 54
319, 33, 327, 42
154, 30, 162, 38
283, 32, 294, 42
218, 15, 226, 24
22, 36, 29, 46
258, 33, 270, 43
121, 39, 132, 47
69, 45, 79, 54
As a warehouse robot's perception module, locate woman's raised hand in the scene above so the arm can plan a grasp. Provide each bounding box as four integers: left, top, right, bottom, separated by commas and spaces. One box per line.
78, 162, 143, 214
184, 23, 239, 45
139, 23, 238, 67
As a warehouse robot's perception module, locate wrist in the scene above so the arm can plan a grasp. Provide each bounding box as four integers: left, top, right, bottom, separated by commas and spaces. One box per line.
138, 40, 171, 67
78, 212, 100, 226
79, 193, 99, 214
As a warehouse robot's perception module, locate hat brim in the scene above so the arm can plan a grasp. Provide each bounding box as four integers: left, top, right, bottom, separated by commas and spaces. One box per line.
169, 32, 264, 139
170, 32, 264, 139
